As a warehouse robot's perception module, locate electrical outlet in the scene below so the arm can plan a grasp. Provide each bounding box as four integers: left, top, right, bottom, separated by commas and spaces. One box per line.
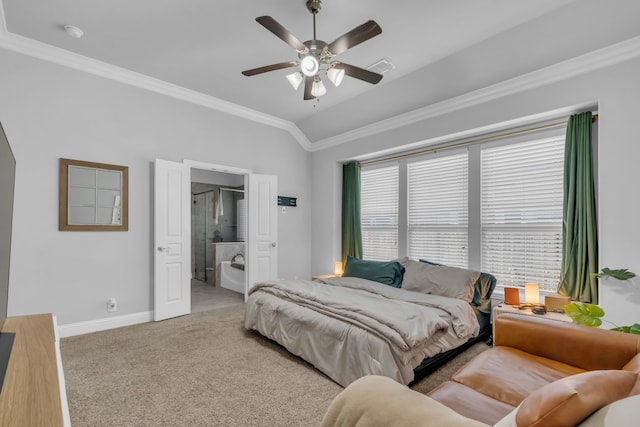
107, 297, 117, 312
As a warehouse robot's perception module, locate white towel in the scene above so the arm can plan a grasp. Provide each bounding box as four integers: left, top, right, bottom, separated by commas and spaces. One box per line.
213, 188, 224, 224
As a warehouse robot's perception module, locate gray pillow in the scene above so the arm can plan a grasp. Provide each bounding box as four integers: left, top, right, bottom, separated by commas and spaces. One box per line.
401, 259, 480, 302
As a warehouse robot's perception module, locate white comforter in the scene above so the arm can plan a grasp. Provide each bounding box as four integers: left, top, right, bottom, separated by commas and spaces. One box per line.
244, 276, 479, 386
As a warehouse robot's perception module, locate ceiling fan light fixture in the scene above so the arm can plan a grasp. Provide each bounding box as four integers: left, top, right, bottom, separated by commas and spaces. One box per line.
300, 55, 319, 77
311, 77, 327, 97
286, 72, 304, 90
242, 3, 383, 101
327, 67, 345, 87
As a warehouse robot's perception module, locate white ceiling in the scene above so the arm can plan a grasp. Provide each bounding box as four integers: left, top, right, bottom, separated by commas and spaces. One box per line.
3, 0, 640, 145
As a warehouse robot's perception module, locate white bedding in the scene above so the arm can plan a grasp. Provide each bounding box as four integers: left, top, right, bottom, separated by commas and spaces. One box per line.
244, 276, 480, 386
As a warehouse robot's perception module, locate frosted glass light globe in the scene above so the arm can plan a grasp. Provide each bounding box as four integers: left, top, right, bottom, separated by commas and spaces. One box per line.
300, 56, 319, 77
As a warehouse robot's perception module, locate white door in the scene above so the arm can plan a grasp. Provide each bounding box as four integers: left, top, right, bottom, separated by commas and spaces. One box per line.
154, 159, 191, 321
246, 174, 278, 299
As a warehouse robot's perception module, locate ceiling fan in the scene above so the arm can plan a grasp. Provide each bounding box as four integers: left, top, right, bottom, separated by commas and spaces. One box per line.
241, 0, 383, 100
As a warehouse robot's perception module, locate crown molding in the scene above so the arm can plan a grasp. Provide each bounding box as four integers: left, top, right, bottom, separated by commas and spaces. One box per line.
1, 0, 638, 155
0, 5, 312, 151
308, 35, 640, 152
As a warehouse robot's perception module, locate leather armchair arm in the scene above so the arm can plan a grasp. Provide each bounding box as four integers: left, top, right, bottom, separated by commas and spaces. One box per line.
494, 313, 640, 370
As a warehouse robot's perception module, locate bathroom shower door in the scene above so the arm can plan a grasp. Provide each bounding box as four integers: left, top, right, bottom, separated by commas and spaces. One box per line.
192, 192, 208, 281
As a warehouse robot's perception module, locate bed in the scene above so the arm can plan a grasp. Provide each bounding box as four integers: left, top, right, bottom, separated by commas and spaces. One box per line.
244, 257, 496, 387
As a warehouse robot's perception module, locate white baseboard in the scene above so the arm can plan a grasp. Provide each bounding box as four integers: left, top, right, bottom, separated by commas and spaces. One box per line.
58, 311, 154, 338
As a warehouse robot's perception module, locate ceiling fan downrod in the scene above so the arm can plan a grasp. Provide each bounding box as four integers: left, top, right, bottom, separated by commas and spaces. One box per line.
306, 0, 322, 40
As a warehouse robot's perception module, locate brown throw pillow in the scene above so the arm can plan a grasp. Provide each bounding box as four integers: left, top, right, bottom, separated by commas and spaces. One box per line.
515, 370, 638, 427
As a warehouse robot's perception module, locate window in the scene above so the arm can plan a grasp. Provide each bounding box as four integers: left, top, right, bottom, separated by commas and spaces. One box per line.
360, 164, 399, 261
481, 137, 564, 291
360, 127, 566, 292
407, 153, 468, 267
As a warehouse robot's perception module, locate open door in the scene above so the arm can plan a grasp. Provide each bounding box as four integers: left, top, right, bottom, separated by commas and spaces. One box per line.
154, 159, 191, 321
246, 174, 278, 300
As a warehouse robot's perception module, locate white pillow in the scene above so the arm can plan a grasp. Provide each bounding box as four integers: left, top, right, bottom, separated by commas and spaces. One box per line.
493, 406, 518, 427
577, 394, 640, 426
493, 388, 640, 427
401, 259, 479, 302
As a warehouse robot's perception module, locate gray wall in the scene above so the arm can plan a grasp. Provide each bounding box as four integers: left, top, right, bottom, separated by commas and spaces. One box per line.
3, 2, 640, 331
0, 48, 311, 325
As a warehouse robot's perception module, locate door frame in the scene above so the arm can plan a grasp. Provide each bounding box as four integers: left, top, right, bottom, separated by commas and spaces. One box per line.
155, 159, 279, 319
183, 160, 253, 300
184, 160, 252, 177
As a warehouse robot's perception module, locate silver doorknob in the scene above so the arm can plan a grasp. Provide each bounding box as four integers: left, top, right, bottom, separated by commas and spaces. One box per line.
157, 246, 169, 252
271, 242, 276, 247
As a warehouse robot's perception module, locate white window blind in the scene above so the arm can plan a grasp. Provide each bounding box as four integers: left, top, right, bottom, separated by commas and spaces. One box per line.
361, 164, 399, 261
481, 136, 564, 291
407, 153, 468, 267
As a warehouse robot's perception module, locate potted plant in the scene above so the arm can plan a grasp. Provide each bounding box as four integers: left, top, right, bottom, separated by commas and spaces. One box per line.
566, 268, 639, 334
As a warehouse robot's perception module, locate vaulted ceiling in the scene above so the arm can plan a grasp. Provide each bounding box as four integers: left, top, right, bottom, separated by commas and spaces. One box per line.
2, 0, 640, 148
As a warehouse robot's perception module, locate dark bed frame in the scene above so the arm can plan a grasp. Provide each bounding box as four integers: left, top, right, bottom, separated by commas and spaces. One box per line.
407, 261, 496, 383
411, 310, 492, 383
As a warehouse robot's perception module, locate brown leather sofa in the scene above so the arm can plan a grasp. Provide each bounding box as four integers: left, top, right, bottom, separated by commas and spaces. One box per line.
321, 313, 640, 427
428, 313, 640, 424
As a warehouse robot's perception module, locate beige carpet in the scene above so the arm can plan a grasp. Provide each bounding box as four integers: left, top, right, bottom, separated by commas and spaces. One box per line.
61, 303, 489, 427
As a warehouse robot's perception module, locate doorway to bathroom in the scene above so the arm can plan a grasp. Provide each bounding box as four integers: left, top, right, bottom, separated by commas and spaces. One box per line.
154, 158, 278, 321
190, 168, 245, 312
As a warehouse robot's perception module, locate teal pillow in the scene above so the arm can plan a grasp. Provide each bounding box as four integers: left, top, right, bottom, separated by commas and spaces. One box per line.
343, 256, 405, 288
419, 259, 496, 313
471, 272, 497, 313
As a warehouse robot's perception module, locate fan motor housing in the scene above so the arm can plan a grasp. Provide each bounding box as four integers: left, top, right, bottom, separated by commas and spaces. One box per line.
300, 39, 328, 62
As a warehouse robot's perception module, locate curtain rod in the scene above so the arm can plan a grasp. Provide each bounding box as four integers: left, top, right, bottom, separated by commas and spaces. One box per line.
360, 114, 598, 167
192, 186, 245, 196
220, 187, 244, 193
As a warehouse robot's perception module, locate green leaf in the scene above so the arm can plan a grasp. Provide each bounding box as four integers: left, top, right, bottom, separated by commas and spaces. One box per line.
611, 326, 630, 333
611, 324, 640, 334
565, 302, 604, 328
592, 268, 637, 280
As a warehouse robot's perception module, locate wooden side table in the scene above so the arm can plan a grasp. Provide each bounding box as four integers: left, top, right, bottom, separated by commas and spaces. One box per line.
492, 303, 573, 342
0, 313, 70, 426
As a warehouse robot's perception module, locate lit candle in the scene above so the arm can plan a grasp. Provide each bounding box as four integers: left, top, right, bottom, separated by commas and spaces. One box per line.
334, 262, 344, 276
524, 282, 540, 304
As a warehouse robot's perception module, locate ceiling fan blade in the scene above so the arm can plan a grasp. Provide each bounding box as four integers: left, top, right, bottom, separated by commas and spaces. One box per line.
333, 63, 383, 84
303, 76, 315, 100
241, 61, 298, 76
256, 16, 308, 53
326, 20, 382, 56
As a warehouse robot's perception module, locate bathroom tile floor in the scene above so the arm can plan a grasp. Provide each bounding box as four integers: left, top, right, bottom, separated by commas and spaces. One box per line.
191, 279, 244, 313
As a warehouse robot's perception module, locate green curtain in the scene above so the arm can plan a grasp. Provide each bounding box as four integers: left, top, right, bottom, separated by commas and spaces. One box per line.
558, 112, 598, 303
341, 162, 363, 263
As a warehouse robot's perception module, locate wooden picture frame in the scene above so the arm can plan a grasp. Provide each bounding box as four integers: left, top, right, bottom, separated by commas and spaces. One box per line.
59, 158, 129, 231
